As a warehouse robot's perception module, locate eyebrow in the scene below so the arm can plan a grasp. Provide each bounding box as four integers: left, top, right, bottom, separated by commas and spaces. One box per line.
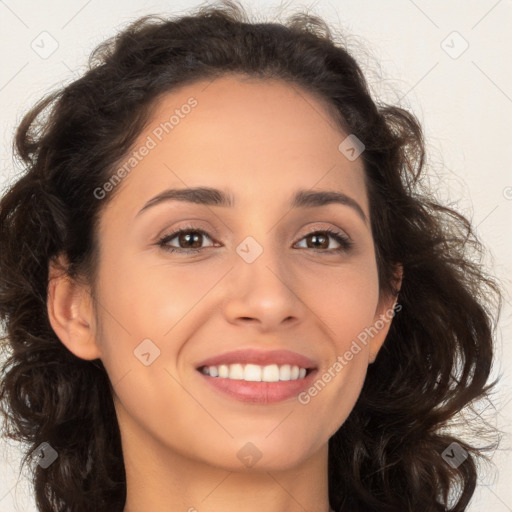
136, 186, 367, 224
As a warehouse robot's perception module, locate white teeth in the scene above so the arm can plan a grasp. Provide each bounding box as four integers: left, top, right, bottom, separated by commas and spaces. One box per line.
279, 364, 291, 381
229, 363, 244, 380
244, 364, 262, 381
200, 363, 309, 382
262, 364, 280, 382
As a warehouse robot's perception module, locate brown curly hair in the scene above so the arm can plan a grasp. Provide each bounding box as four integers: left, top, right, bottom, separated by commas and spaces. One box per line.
0, 1, 503, 511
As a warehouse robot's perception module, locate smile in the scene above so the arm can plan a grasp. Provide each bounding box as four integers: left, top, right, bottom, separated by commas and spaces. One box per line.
199, 363, 310, 382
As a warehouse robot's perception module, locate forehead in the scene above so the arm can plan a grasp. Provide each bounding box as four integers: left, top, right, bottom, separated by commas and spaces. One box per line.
103, 74, 368, 218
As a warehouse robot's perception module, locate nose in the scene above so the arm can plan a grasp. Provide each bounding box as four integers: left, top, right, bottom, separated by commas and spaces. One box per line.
221, 243, 305, 332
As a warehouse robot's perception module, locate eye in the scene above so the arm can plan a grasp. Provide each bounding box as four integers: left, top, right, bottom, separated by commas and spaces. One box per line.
295, 228, 353, 253
156, 225, 353, 255
157, 226, 217, 254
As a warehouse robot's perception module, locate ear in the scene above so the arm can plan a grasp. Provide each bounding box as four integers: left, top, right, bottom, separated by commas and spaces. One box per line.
47, 254, 101, 360
368, 263, 403, 364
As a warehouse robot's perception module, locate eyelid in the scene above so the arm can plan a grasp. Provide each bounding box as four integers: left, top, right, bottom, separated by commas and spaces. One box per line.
294, 223, 352, 242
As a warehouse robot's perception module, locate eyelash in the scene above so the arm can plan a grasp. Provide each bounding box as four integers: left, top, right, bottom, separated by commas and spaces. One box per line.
156, 224, 354, 255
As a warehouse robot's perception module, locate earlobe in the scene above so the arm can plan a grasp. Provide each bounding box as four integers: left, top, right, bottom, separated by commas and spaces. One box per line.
47, 255, 101, 361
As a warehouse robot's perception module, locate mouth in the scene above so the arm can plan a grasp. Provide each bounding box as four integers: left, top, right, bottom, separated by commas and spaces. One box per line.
197, 363, 315, 382
194, 349, 319, 404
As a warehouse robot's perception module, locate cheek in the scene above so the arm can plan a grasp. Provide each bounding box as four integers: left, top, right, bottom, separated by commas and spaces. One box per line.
307, 255, 381, 347
91, 251, 225, 376
96, 250, 217, 331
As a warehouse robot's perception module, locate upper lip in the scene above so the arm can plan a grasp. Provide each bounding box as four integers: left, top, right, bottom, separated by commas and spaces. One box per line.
195, 349, 318, 370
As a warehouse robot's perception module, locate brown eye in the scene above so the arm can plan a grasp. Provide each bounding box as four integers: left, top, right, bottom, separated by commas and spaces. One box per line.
176, 231, 203, 249
306, 232, 329, 249
295, 229, 353, 253
156, 226, 353, 255
157, 227, 216, 253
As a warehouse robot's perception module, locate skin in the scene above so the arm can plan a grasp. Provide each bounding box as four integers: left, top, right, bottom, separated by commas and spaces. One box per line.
48, 74, 401, 512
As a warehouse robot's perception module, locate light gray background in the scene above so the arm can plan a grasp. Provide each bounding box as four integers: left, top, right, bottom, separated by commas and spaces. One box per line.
1, 1, 511, 511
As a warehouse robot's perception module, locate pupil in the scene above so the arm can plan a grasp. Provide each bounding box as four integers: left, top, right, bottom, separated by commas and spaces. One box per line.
310, 233, 327, 249
181, 232, 201, 248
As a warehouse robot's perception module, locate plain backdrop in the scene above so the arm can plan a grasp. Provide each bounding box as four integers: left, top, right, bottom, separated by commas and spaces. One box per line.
1, 1, 511, 511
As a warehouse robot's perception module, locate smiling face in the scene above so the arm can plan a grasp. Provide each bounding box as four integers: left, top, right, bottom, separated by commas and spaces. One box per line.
50, 74, 399, 475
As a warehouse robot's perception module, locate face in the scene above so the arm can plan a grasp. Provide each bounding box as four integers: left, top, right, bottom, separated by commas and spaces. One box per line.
71, 75, 397, 472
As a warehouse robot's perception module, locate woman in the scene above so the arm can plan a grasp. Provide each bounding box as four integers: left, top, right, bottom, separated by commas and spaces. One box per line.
0, 1, 502, 511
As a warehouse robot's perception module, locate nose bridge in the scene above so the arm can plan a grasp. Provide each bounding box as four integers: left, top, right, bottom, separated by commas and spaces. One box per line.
236, 232, 290, 296
223, 231, 303, 328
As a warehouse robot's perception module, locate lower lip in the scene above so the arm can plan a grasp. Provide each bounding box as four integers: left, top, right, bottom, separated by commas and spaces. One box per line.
197, 369, 318, 404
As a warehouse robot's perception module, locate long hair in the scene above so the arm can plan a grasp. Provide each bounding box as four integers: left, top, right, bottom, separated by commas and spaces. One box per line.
0, 1, 502, 510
